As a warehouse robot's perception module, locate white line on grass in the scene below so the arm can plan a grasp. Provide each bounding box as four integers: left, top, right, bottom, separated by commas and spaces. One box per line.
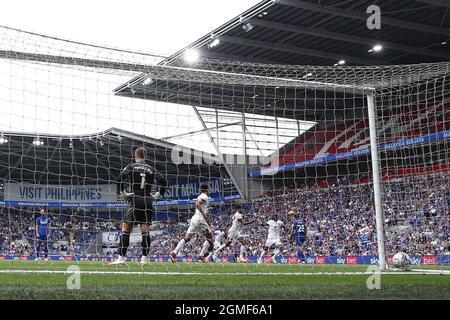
410, 268, 450, 274
1, 270, 449, 276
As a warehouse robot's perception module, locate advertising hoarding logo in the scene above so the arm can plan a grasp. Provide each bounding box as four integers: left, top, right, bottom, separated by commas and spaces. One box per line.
288, 256, 298, 264
387, 255, 394, 265
410, 256, 421, 265
422, 256, 437, 266
263, 256, 272, 264
346, 256, 358, 264
315, 256, 326, 264
336, 257, 346, 264
4, 183, 117, 203
306, 257, 315, 264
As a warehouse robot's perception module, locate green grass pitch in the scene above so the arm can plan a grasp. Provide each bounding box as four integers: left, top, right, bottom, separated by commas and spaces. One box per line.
0, 260, 449, 299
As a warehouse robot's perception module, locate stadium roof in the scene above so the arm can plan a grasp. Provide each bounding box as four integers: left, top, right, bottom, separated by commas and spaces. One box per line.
114, 0, 450, 121
0, 128, 223, 185
167, 0, 450, 66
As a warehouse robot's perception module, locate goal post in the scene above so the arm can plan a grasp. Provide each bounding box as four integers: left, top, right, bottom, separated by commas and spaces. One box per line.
367, 93, 387, 271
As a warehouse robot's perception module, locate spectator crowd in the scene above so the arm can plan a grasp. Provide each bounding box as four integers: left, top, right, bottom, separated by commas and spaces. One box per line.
0, 172, 448, 258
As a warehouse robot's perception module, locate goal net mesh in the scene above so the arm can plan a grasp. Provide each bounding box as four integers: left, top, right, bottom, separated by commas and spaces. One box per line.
0, 25, 448, 273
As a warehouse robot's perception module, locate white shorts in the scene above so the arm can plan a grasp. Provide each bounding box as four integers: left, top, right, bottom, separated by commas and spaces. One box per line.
228, 228, 243, 240
186, 218, 210, 235
265, 237, 282, 248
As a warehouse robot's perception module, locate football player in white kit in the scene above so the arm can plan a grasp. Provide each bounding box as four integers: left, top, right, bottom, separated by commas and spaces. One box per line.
169, 184, 214, 263
258, 213, 284, 264
213, 206, 253, 262
206, 226, 227, 262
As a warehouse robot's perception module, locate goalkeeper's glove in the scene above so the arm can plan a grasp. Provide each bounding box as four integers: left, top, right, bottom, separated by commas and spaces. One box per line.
120, 190, 135, 201
150, 192, 161, 200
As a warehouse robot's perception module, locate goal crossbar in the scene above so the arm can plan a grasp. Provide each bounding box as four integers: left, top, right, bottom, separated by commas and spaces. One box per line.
0, 49, 373, 94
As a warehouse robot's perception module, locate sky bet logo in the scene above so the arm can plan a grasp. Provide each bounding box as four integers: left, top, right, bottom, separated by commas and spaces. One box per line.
422, 256, 438, 266
346, 256, 358, 264
410, 256, 421, 265
306, 257, 315, 264
288, 256, 298, 264
315, 257, 326, 264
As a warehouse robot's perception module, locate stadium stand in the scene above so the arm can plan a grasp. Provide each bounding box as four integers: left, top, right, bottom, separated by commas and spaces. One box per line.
276, 101, 449, 168
1, 169, 447, 257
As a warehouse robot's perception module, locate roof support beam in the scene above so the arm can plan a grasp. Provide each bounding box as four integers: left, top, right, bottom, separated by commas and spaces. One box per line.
249, 18, 450, 60
198, 50, 281, 65
219, 35, 380, 65
161, 121, 242, 141
193, 106, 246, 200
278, 0, 450, 36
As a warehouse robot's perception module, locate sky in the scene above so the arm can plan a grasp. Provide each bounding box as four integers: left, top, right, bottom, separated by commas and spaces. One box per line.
0, 0, 313, 156
0, 0, 261, 56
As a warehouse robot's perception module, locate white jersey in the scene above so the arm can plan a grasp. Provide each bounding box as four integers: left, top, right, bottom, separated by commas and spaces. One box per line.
193, 192, 209, 220
214, 230, 225, 244
230, 212, 243, 231
267, 219, 284, 240
186, 192, 210, 235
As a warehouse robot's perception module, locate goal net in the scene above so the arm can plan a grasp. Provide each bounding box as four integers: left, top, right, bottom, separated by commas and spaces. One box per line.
0, 25, 448, 274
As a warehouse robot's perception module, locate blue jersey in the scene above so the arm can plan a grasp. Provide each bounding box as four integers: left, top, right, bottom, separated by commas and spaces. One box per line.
292, 220, 306, 245
36, 216, 51, 236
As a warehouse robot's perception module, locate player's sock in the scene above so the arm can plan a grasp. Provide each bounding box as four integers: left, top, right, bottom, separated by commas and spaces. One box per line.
259, 249, 265, 261
118, 232, 130, 257
200, 240, 212, 257
239, 244, 246, 260
272, 248, 280, 258
214, 243, 227, 254
174, 238, 186, 254
141, 232, 151, 257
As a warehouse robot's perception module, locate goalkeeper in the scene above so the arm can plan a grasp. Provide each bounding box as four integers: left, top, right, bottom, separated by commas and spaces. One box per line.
110, 147, 167, 265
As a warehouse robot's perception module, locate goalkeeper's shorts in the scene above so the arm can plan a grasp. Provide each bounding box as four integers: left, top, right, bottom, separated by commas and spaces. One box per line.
124, 196, 155, 225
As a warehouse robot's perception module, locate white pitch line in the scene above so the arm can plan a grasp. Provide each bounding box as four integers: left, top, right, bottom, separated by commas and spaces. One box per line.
410, 269, 450, 274
0, 270, 449, 276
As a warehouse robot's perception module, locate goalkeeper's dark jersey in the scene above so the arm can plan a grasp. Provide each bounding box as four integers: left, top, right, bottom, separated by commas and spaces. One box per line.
118, 161, 167, 198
